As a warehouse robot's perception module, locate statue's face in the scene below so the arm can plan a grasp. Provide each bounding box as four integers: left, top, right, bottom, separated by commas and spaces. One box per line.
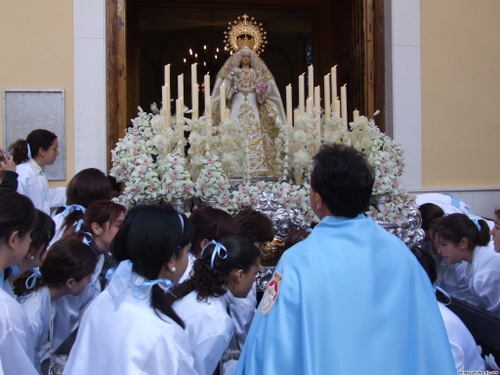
241, 53, 251, 66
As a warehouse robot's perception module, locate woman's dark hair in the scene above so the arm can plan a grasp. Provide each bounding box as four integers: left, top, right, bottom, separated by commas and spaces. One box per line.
494, 203, 500, 217
15, 238, 97, 296
111, 204, 193, 327
168, 235, 262, 303
57, 168, 113, 235
311, 144, 374, 218
419, 203, 445, 231
29, 209, 55, 259
432, 213, 490, 251
283, 229, 311, 251
189, 206, 240, 257
0, 187, 37, 244
235, 208, 274, 244
63, 200, 126, 241
8, 129, 57, 164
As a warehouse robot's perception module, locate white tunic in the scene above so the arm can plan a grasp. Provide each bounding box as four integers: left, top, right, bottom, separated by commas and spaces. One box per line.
455, 244, 500, 317
416, 193, 473, 215
437, 302, 485, 371
63, 261, 196, 375
178, 252, 196, 284
48, 253, 104, 355
16, 159, 66, 216
19, 286, 52, 372
0, 288, 38, 375
174, 291, 234, 375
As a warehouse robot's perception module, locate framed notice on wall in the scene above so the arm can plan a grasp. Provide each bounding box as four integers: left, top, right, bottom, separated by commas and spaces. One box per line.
3, 89, 66, 180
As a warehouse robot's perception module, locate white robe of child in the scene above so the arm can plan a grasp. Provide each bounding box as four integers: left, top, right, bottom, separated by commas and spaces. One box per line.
0, 289, 38, 375
174, 291, 234, 375
16, 159, 66, 216
63, 261, 196, 375
456, 244, 500, 317
437, 302, 485, 371
19, 286, 52, 372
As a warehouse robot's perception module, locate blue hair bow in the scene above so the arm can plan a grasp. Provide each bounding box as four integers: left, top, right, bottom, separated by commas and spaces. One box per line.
25, 268, 42, 290
201, 239, 228, 268
62, 204, 87, 218
132, 275, 174, 300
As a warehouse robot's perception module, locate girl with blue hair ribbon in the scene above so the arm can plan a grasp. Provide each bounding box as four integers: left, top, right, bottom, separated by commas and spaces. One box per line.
44, 200, 125, 369
433, 213, 500, 317
64, 204, 197, 375
15, 238, 96, 373
50, 167, 113, 245
0, 187, 38, 375
3, 209, 54, 297
167, 235, 262, 375
9, 129, 66, 215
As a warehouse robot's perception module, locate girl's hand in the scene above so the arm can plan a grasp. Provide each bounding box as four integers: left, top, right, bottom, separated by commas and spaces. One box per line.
0, 153, 16, 172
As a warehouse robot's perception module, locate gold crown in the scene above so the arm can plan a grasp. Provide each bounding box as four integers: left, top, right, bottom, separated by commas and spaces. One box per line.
224, 14, 267, 55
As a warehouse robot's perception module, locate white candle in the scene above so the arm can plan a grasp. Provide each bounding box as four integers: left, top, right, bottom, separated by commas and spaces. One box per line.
335, 98, 341, 117
341, 85, 347, 127
162, 85, 167, 111
324, 74, 331, 120
314, 86, 321, 113
314, 86, 321, 141
176, 99, 183, 142
294, 109, 299, 124
206, 97, 211, 119
164, 64, 170, 86
286, 84, 293, 125
308, 65, 314, 99
331, 65, 337, 108
225, 108, 231, 121
204, 74, 210, 102
220, 84, 226, 122
299, 74, 305, 113
192, 84, 199, 119
191, 64, 198, 119
178, 74, 184, 100
353, 109, 360, 121
306, 97, 313, 114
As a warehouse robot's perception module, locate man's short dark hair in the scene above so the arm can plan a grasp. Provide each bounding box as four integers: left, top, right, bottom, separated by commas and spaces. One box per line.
311, 144, 374, 218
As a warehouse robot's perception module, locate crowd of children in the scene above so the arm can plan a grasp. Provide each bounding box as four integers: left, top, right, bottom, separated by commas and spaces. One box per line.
0, 130, 498, 374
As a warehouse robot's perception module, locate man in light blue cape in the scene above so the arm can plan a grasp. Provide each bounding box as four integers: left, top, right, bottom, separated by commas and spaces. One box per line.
235, 144, 456, 375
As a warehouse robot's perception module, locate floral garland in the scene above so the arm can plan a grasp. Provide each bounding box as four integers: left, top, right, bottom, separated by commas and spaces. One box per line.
110, 105, 415, 228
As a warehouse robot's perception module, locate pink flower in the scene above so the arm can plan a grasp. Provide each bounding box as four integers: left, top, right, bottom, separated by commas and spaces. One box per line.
255, 79, 268, 95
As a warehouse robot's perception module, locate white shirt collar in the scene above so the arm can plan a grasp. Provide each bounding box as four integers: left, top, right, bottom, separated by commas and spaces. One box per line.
28, 158, 44, 176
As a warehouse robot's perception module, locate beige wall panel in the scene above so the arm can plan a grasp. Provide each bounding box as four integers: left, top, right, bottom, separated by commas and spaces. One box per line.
0, 0, 74, 186
421, 0, 500, 187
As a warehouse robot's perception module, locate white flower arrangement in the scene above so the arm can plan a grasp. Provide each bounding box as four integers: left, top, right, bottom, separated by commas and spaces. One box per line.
110, 109, 165, 205
110, 104, 414, 228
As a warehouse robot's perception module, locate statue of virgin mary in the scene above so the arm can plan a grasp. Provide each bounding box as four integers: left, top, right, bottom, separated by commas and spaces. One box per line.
211, 15, 286, 177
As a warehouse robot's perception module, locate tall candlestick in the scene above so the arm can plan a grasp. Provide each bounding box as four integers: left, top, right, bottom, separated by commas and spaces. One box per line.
314, 86, 321, 113
220, 84, 226, 122
204, 74, 210, 102
341, 85, 348, 127
331, 65, 337, 107
286, 84, 293, 125
308, 65, 314, 99
164, 64, 170, 86
176, 99, 183, 144
324, 74, 331, 120
177, 74, 184, 100
299, 74, 305, 113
